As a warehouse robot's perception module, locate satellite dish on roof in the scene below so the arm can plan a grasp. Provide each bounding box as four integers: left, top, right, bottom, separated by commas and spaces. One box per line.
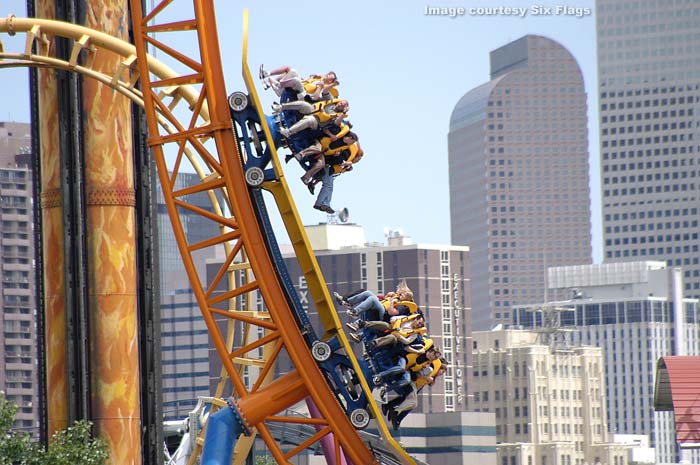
338, 207, 349, 223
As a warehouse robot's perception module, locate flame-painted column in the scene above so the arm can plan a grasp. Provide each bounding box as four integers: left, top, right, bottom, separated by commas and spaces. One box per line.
35, 0, 68, 439
34, 0, 142, 461
81, 2, 142, 464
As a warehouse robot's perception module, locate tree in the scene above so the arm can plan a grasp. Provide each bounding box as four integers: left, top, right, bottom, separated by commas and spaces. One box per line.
41, 420, 109, 465
0, 395, 41, 465
0, 394, 109, 465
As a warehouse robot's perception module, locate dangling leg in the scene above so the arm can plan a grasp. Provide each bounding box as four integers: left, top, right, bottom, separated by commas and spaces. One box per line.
278, 100, 315, 115
313, 167, 335, 213
300, 145, 324, 185
280, 116, 318, 138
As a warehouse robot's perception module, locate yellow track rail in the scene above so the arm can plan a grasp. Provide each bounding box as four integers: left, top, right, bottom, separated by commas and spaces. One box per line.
240, 11, 417, 465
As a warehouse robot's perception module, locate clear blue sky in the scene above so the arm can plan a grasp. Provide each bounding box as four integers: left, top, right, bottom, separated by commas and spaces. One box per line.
1, 0, 601, 262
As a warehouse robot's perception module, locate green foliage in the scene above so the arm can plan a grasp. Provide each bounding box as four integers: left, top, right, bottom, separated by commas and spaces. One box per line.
0, 394, 109, 465
0, 395, 41, 465
42, 420, 109, 465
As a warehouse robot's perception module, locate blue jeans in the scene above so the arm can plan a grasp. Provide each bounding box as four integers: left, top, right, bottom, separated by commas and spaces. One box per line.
315, 167, 334, 208
347, 290, 374, 306
347, 291, 386, 322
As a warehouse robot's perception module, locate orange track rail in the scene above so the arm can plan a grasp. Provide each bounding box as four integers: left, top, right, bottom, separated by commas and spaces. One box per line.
129, 1, 381, 464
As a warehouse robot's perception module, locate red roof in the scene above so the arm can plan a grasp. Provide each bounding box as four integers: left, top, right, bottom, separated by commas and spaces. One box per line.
654, 356, 700, 448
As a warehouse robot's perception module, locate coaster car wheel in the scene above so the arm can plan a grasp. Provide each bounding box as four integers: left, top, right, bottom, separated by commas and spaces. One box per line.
244, 167, 264, 187
228, 91, 249, 112
311, 341, 332, 362
350, 408, 371, 430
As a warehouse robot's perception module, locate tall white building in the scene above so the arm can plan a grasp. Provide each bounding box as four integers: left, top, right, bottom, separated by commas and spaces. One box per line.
472, 329, 628, 465
597, 0, 700, 298
513, 261, 700, 463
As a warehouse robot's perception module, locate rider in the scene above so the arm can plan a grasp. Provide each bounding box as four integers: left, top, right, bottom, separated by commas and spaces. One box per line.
364, 313, 427, 351
340, 280, 418, 326
273, 99, 349, 139
386, 358, 448, 429
261, 65, 338, 101
302, 72, 340, 101
310, 141, 361, 214
347, 311, 424, 346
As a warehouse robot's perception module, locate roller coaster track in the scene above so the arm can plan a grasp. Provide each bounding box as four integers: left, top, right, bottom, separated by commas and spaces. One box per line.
0, 3, 421, 464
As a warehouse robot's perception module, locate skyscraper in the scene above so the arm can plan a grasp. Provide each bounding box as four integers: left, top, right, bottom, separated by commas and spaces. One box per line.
156, 172, 220, 418
0, 122, 39, 435
160, 287, 210, 420
597, 1, 700, 298
449, 35, 592, 331
156, 171, 220, 295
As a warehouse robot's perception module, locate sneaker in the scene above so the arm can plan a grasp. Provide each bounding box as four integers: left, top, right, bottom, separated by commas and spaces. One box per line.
346, 308, 358, 318
313, 203, 328, 213
271, 102, 282, 113
348, 332, 361, 343
307, 183, 316, 195
346, 321, 359, 332
259, 64, 269, 80
388, 410, 401, 430
279, 127, 291, 138
357, 320, 366, 329
284, 154, 294, 164
379, 385, 387, 402
314, 204, 334, 214
381, 403, 390, 415
333, 291, 348, 306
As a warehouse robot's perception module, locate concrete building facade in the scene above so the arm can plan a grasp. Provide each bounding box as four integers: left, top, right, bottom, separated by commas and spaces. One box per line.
597, 1, 700, 298
472, 329, 628, 465
513, 261, 700, 463
448, 35, 592, 331
0, 122, 39, 435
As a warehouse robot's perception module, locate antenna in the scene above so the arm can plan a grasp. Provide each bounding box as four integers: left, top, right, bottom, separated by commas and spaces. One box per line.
523, 301, 575, 349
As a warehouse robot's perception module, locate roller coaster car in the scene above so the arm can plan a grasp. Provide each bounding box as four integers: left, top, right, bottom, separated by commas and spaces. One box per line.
309, 337, 373, 429
309, 333, 410, 430
229, 90, 321, 181
228, 91, 283, 186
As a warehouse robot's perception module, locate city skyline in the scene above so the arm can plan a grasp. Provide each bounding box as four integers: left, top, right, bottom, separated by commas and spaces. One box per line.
2, 3, 700, 463
0, 0, 602, 258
